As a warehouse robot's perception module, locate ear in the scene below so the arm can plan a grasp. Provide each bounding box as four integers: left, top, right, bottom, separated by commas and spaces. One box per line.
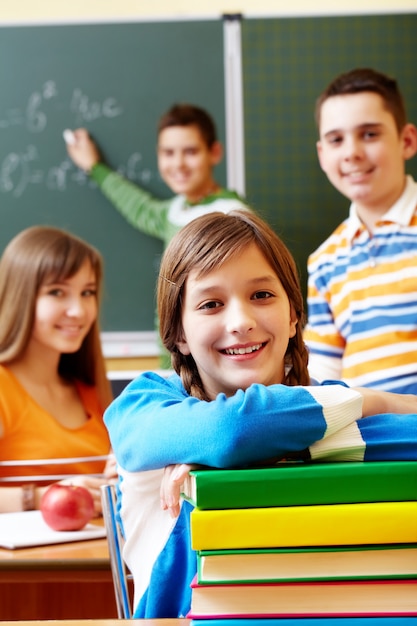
401, 123, 417, 161
289, 306, 298, 339
316, 140, 326, 172
210, 141, 223, 166
176, 338, 191, 356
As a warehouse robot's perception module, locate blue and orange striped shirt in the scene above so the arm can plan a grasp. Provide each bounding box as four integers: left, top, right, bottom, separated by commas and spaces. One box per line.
304, 176, 417, 394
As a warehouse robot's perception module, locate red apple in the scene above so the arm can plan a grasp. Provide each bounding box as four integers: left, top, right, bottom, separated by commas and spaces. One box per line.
40, 484, 95, 531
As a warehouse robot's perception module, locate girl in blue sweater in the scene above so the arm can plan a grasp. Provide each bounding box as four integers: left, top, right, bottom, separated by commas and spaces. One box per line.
104, 210, 417, 618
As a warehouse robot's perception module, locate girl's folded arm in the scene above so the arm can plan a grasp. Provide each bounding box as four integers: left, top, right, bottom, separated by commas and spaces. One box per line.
104, 372, 363, 472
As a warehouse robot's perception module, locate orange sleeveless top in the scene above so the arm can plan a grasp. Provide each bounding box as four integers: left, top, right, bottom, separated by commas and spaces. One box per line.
0, 365, 110, 483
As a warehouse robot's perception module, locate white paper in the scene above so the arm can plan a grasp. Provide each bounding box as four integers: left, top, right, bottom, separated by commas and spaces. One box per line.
0, 510, 106, 549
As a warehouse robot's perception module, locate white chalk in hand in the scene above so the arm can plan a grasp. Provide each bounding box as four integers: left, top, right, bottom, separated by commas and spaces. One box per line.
63, 129, 76, 145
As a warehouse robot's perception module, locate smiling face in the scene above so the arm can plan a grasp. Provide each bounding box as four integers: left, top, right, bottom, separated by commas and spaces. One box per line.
30, 260, 98, 357
176, 243, 298, 400
317, 92, 417, 217
157, 124, 222, 203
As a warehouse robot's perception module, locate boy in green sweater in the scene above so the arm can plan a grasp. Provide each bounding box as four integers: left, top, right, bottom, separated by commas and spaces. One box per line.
65, 103, 249, 250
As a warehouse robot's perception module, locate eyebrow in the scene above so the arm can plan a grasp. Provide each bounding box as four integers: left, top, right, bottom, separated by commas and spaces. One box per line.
323, 122, 384, 139
42, 278, 97, 288
191, 274, 278, 296
158, 144, 199, 151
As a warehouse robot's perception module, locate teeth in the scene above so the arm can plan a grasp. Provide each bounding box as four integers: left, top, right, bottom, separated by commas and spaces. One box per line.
225, 343, 262, 355
345, 170, 369, 177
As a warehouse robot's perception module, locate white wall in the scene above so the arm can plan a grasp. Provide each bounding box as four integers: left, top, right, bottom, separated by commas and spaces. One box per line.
1, 0, 416, 21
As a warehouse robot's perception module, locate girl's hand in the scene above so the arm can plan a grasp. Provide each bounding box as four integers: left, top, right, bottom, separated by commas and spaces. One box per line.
103, 452, 118, 479
160, 463, 197, 519
356, 387, 417, 417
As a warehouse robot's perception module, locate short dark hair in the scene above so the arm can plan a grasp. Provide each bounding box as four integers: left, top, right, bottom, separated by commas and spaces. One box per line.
315, 68, 407, 134
157, 103, 217, 147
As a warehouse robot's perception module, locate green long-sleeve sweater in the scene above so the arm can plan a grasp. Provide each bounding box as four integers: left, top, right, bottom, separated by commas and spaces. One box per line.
90, 163, 249, 249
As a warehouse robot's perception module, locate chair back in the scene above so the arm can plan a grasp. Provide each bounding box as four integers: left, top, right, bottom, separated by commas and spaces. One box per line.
0, 455, 111, 483
101, 483, 132, 618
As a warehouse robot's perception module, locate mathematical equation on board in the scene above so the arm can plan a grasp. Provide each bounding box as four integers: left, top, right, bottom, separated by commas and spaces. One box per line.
0, 81, 157, 198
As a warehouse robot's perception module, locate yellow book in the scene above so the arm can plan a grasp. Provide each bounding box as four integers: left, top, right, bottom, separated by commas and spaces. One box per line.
190, 501, 417, 551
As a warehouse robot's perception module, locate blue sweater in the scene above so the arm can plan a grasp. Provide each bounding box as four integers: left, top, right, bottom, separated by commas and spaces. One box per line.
104, 371, 417, 618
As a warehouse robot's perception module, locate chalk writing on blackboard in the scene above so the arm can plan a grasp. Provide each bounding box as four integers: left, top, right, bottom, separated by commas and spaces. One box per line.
0, 81, 124, 132
70, 89, 123, 126
0, 150, 157, 198
0, 80, 158, 198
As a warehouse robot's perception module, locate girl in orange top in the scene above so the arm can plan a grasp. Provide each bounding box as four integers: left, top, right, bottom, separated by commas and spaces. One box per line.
0, 226, 114, 513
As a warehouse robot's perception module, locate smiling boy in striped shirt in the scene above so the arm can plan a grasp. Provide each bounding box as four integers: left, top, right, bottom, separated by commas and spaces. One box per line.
304, 68, 417, 393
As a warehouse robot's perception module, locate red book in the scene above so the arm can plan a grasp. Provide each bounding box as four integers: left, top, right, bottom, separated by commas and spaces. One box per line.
189, 577, 417, 618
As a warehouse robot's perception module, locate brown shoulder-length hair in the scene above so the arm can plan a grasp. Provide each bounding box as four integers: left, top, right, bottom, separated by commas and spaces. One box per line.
158, 210, 310, 400
0, 226, 112, 409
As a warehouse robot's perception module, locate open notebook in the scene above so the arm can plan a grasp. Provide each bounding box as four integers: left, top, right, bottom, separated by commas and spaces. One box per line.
0, 510, 106, 549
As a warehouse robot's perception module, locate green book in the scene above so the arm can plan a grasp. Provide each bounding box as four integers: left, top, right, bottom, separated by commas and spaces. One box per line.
197, 544, 417, 584
181, 461, 417, 509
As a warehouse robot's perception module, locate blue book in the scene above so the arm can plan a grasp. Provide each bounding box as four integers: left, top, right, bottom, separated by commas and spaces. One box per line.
190, 616, 417, 626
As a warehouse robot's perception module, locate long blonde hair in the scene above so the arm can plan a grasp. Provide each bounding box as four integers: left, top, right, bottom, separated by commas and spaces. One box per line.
0, 226, 112, 409
158, 210, 310, 400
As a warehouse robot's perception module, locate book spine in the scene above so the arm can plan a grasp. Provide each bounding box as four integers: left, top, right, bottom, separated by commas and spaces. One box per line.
196, 544, 417, 584
189, 578, 417, 618
185, 461, 417, 509
190, 615, 416, 626
190, 501, 417, 550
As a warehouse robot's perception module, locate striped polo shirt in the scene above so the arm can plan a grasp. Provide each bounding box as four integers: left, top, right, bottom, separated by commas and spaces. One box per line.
304, 175, 417, 394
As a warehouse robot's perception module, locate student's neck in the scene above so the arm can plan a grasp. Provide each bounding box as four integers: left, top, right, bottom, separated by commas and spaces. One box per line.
355, 179, 407, 234
357, 206, 387, 234
186, 181, 220, 204
8, 345, 62, 387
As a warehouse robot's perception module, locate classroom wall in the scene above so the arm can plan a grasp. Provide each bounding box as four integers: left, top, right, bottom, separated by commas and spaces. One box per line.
4, 0, 414, 374
1, 0, 415, 20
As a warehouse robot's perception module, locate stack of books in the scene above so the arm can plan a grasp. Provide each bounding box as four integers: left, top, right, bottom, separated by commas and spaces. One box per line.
182, 460, 417, 626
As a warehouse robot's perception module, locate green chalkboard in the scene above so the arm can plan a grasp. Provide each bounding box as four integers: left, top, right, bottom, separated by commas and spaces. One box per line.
0, 19, 226, 331
242, 13, 417, 297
